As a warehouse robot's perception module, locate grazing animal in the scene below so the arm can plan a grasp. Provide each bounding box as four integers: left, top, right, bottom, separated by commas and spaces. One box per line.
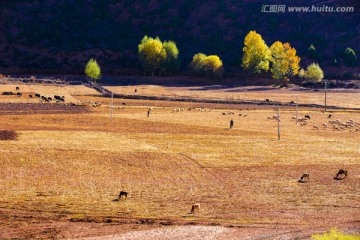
119, 191, 128, 199
313, 125, 319, 130
16, 86, 19, 91
335, 169, 348, 180
35, 93, 40, 98
190, 203, 200, 214
122, 102, 127, 106
298, 173, 310, 183
328, 114, 332, 119
304, 115, 311, 120
265, 99, 270, 102
29, 95, 33, 98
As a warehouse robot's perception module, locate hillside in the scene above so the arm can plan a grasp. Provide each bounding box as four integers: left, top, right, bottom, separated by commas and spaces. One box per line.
0, 0, 359, 75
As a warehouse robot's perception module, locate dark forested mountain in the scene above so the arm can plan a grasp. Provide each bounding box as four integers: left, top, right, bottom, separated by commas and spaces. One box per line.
0, 0, 359, 75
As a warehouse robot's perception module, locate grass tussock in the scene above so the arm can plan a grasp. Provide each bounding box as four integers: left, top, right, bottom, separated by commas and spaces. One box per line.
0, 130, 18, 140
312, 228, 360, 240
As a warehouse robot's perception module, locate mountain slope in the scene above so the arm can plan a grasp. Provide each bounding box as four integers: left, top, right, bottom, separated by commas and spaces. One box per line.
0, 0, 359, 75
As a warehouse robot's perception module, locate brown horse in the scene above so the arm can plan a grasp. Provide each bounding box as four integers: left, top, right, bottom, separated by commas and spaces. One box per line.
298, 173, 310, 183
190, 203, 200, 214
335, 169, 348, 180
119, 191, 128, 199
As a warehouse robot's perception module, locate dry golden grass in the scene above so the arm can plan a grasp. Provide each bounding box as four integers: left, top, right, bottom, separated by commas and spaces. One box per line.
105, 85, 360, 109
0, 85, 359, 238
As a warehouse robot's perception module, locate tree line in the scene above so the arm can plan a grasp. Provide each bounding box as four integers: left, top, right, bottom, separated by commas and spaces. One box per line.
85, 31, 358, 83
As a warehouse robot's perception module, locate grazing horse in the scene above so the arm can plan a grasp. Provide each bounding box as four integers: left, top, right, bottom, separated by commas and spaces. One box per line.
119, 191, 128, 199
190, 203, 200, 214
298, 173, 310, 183
335, 169, 348, 180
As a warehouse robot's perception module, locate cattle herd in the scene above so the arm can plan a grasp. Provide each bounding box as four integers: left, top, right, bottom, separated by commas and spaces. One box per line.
1, 86, 66, 103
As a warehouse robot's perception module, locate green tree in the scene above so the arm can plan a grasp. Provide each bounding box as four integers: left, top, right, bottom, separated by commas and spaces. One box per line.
162, 40, 180, 75
85, 58, 101, 82
138, 36, 166, 76
344, 47, 358, 67
305, 63, 324, 82
242, 30, 270, 75
308, 44, 323, 61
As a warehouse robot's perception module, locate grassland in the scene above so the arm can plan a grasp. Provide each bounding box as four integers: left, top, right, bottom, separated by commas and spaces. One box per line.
0, 83, 359, 239
105, 85, 360, 109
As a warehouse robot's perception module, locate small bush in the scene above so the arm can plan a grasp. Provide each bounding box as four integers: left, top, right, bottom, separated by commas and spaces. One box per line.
312, 228, 360, 240
0, 130, 18, 140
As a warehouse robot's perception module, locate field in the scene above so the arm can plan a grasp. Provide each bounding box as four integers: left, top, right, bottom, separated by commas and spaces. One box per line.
0, 83, 359, 239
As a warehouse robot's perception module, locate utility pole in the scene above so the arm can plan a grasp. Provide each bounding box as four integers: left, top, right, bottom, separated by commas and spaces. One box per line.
296, 95, 298, 125
324, 79, 329, 112
110, 92, 113, 122
277, 107, 280, 140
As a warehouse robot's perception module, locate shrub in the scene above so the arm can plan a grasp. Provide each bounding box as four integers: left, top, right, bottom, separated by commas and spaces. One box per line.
298, 68, 305, 78
312, 228, 360, 240
305, 63, 324, 82
0, 130, 18, 140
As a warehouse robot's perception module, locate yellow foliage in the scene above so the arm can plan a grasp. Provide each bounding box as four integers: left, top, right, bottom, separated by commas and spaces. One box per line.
190, 53, 207, 72
283, 42, 301, 76
305, 62, 324, 82
269, 41, 301, 81
269, 41, 288, 80
242, 31, 270, 74
85, 58, 101, 81
312, 228, 360, 240
190, 53, 223, 77
204, 55, 223, 72
138, 36, 166, 75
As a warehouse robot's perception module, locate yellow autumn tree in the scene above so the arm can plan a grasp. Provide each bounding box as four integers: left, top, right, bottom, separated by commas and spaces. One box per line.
270, 41, 301, 83
190, 53, 207, 75
138, 36, 166, 76
269, 41, 288, 80
190, 53, 223, 78
203, 55, 224, 78
283, 42, 301, 76
242, 31, 270, 75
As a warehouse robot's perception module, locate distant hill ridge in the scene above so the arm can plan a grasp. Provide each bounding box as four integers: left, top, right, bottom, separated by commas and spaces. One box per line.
0, 0, 358, 75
